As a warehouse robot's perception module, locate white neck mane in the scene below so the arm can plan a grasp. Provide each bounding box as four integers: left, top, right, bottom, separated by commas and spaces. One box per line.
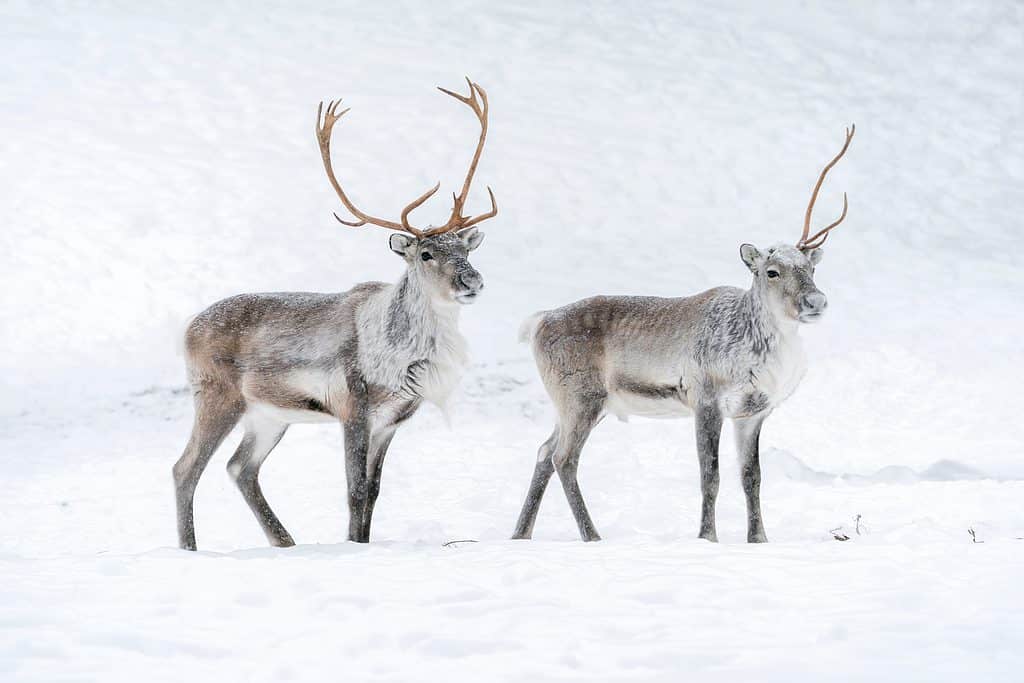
356, 271, 469, 411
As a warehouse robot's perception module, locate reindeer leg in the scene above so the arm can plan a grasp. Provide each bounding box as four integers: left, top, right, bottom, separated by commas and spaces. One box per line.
553, 398, 605, 542
360, 428, 396, 542
695, 402, 723, 542
734, 414, 769, 543
343, 380, 372, 543
512, 428, 559, 539
227, 415, 293, 548
173, 387, 243, 551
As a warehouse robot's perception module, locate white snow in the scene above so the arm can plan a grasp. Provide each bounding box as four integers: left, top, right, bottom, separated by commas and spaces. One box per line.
2, 1, 1023, 680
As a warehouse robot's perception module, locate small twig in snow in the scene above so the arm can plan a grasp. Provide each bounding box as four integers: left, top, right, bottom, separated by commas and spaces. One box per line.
968, 528, 984, 544
442, 539, 478, 548
854, 514, 863, 536
829, 527, 850, 542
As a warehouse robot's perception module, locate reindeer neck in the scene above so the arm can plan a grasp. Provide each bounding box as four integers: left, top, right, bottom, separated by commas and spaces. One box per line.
397, 269, 461, 320
355, 267, 466, 409
381, 269, 461, 355
740, 280, 799, 352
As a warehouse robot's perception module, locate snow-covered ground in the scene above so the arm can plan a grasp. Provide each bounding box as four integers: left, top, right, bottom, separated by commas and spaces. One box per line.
2, 1, 1023, 680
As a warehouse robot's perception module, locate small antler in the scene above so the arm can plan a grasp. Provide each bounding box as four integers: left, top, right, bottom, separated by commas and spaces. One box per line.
315, 78, 498, 240
797, 124, 855, 250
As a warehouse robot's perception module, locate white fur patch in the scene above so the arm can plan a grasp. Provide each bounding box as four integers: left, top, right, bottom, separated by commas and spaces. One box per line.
357, 275, 469, 413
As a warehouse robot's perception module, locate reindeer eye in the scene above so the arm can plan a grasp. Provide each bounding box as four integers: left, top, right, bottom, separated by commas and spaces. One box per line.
420, 252, 433, 262
766, 269, 780, 279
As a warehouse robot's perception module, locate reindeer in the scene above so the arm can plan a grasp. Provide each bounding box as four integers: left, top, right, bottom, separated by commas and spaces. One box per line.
513, 126, 854, 543
173, 79, 497, 550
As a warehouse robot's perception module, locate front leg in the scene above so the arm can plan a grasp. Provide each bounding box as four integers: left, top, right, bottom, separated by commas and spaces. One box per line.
359, 428, 397, 542
734, 414, 769, 543
694, 402, 723, 542
342, 380, 372, 543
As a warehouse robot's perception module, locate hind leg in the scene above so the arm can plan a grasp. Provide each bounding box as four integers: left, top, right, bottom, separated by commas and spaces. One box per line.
553, 396, 605, 542
173, 387, 243, 550
227, 413, 293, 548
512, 428, 558, 540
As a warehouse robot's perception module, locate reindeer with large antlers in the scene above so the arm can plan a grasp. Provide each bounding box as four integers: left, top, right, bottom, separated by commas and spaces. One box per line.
513, 126, 854, 543
173, 79, 497, 550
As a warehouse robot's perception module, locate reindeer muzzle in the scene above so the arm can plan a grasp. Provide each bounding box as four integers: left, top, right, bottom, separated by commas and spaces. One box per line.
798, 292, 828, 322
454, 269, 484, 303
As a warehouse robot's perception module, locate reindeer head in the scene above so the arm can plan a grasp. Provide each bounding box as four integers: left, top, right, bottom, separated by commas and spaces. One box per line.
741, 125, 854, 324
741, 243, 826, 322
389, 228, 485, 304
315, 78, 497, 306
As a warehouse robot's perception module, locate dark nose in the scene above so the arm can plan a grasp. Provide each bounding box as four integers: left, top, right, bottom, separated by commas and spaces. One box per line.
458, 269, 483, 292
801, 292, 827, 312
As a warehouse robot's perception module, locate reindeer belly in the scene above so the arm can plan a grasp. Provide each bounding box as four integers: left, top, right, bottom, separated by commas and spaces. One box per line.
241, 368, 346, 424
247, 401, 339, 424
606, 376, 692, 421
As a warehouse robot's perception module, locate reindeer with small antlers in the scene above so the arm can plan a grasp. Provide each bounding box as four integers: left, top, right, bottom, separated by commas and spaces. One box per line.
513, 126, 855, 543
173, 79, 497, 550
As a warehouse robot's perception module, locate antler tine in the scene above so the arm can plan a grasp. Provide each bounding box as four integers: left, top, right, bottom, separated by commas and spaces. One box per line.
459, 186, 498, 230
333, 213, 367, 227
424, 78, 498, 236
798, 124, 855, 249
800, 192, 847, 249
401, 182, 441, 233
454, 80, 487, 208
437, 77, 480, 110
315, 97, 427, 237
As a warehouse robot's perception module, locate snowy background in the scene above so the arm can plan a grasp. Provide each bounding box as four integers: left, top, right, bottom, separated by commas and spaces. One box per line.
2, 1, 1023, 680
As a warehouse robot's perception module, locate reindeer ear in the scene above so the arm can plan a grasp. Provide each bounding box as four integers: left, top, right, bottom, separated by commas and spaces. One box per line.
739, 244, 764, 273
806, 247, 824, 266
457, 226, 485, 251
389, 233, 415, 257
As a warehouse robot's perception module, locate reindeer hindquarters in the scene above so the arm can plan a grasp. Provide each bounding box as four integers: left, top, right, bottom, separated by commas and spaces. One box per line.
226, 413, 292, 547
173, 386, 245, 550
552, 394, 606, 542
512, 428, 559, 539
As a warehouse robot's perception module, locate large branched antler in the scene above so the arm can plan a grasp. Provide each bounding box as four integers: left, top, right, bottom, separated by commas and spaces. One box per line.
316, 100, 428, 235
797, 124, 855, 250
431, 78, 498, 235
315, 78, 498, 239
